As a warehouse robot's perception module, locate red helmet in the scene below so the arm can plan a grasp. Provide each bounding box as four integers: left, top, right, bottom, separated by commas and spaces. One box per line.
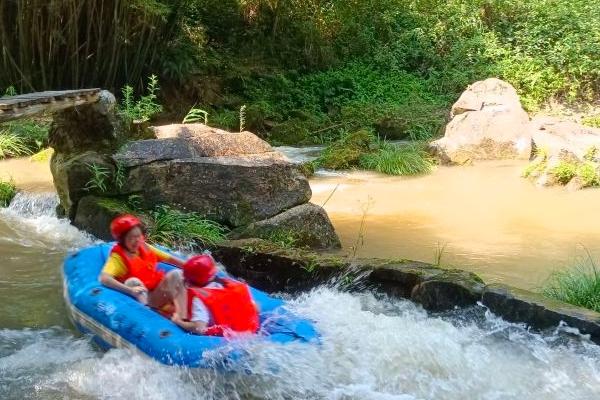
110, 214, 142, 241
183, 254, 218, 286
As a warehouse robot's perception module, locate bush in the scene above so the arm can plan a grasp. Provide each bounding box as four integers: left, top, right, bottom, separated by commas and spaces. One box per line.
119, 74, 163, 122
0, 180, 16, 207
317, 130, 375, 169
359, 142, 435, 176
550, 161, 577, 184
582, 115, 600, 129
543, 254, 600, 312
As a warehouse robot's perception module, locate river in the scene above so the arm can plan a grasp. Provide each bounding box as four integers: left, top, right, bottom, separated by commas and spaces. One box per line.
1, 156, 600, 399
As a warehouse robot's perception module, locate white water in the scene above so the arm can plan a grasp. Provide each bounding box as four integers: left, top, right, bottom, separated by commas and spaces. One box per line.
1, 193, 600, 399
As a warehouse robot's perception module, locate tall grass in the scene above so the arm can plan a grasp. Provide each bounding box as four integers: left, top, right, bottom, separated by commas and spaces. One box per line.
0, 118, 50, 159
0, 133, 31, 159
543, 252, 600, 312
147, 205, 228, 248
359, 142, 435, 176
0, 180, 16, 207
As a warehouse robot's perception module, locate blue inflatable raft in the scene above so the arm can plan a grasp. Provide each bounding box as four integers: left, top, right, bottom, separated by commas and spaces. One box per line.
62, 243, 319, 368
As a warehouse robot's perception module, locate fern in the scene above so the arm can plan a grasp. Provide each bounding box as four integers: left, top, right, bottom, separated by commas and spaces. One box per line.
183, 107, 209, 124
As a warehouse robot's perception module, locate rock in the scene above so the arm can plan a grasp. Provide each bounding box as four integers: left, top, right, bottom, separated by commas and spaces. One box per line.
231, 203, 341, 249
368, 261, 446, 298
151, 124, 273, 156
48, 95, 125, 154
210, 239, 350, 292
51, 151, 116, 218
482, 284, 600, 344
115, 138, 198, 167
530, 117, 600, 161
72, 196, 121, 240
410, 270, 484, 311
566, 176, 586, 192
119, 155, 311, 227
430, 78, 531, 164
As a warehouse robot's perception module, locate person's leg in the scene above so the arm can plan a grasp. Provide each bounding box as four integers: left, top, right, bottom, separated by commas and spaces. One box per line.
124, 277, 148, 305
148, 270, 187, 318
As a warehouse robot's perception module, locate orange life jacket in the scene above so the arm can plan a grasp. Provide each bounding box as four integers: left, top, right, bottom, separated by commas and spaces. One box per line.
187, 278, 260, 336
111, 243, 164, 291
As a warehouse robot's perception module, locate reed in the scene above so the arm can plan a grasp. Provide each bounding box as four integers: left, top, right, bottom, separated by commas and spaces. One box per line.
0, 0, 177, 92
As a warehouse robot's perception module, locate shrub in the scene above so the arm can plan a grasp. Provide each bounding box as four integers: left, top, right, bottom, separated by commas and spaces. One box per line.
0, 180, 16, 207
582, 115, 600, 129
576, 162, 600, 187
359, 142, 435, 176
543, 254, 600, 312
119, 74, 162, 122
317, 130, 375, 169
549, 161, 577, 184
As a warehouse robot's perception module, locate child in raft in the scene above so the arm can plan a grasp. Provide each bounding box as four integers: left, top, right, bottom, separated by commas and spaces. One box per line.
99, 214, 189, 321
171, 254, 260, 336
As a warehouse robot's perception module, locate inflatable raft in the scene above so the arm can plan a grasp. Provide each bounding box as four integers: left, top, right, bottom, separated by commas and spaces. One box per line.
62, 243, 319, 368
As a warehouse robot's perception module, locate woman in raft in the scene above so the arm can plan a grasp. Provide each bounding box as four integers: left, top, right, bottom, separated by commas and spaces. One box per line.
99, 214, 188, 320
171, 254, 260, 335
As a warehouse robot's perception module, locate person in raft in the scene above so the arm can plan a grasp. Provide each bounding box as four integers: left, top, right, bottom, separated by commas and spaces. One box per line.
99, 214, 188, 319
171, 254, 260, 336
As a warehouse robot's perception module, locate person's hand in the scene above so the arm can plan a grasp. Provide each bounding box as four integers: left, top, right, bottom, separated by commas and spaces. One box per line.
130, 286, 148, 305
171, 313, 184, 326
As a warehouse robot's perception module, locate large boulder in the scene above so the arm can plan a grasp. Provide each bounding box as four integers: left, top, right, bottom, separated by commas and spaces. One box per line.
231, 203, 341, 249
113, 124, 313, 227
524, 117, 600, 189
430, 78, 532, 164
530, 117, 600, 161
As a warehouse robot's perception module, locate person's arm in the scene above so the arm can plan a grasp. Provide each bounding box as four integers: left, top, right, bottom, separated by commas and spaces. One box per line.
99, 272, 147, 303
171, 313, 208, 334
149, 245, 185, 268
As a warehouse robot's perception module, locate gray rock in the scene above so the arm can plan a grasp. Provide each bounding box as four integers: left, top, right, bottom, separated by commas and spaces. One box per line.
410, 270, 484, 311
51, 151, 116, 218
72, 196, 121, 240
115, 138, 198, 167
482, 284, 600, 344
49, 100, 124, 155
232, 203, 341, 249
121, 155, 311, 227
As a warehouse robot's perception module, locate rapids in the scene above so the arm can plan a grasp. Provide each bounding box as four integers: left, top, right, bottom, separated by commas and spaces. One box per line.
0, 193, 600, 399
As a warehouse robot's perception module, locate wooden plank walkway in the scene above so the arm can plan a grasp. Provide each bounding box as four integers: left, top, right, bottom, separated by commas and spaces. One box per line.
0, 88, 101, 122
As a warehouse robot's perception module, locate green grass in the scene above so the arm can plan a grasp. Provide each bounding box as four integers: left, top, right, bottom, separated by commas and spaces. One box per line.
543, 254, 600, 312
0, 119, 50, 159
85, 163, 111, 193
147, 205, 228, 248
0, 180, 16, 207
265, 229, 300, 249
316, 130, 374, 170
359, 142, 435, 176
119, 74, 163, 123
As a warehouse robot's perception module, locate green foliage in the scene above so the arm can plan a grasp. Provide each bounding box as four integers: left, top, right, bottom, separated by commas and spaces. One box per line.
114, 161, 127, 189
182, 107, 209, 124
0, 180, 16, 207
265, 230, 300, 250
317, 130, 375, 170
582, 116, 600, 129
3, 86, 16, 96
147, 205, 228, 248
239, 105, 247, 132
550, 161, 577, 184
359, 142, 435, 176
0, 118, 49, 159
522, 148, 549, 178
119, 74, 162, 122
85, 164, 111, 193
0, 132, 31, 159
576, 162, 600, 187
543, 253, 600, 312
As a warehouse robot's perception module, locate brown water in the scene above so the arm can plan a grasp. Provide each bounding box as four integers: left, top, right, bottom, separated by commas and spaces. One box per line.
310, 161, 600, 290
0, 157, 54, 191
